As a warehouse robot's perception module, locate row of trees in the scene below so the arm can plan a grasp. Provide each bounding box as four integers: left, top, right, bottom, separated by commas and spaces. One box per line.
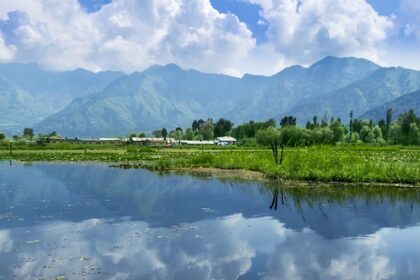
136, 118, 234, 141
2, 109, 419, 146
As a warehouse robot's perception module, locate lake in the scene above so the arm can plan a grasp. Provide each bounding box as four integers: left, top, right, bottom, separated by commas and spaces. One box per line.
0, 162, 419, 280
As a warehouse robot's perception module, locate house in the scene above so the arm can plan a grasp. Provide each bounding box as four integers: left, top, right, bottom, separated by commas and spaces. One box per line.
215, 136, 237, 146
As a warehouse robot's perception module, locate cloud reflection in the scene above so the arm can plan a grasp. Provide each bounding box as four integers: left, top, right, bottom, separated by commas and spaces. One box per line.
0, 214, 419, 280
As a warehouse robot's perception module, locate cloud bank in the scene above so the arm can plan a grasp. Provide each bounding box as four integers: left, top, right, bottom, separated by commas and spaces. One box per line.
0, 0, 405, 75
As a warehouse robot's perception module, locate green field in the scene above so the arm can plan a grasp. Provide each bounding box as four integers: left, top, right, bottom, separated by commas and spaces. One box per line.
1, 145, 419, 185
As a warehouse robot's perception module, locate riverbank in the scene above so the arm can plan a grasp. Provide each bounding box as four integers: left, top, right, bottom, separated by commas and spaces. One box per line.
1, 145, 419, 185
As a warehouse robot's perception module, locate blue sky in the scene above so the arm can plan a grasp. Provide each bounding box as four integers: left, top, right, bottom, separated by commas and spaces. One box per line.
0, 0, 419, 76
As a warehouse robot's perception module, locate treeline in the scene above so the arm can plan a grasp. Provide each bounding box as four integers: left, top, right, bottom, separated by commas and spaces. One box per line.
140, 108, 420, 146
132, 118, 234, 141
1, 109, 419, 146
0, 129, 60, 143
251, 109, 420, 146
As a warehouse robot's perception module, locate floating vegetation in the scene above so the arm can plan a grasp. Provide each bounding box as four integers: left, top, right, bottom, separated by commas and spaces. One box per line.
1, 145, 419, 184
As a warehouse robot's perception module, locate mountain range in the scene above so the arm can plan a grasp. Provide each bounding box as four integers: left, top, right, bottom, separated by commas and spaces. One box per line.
0, 57, 419, 137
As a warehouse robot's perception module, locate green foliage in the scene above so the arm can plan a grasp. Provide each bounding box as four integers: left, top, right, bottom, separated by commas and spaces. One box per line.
162, 128, 168, 140
214, 118, 233, 137
152, 129, 163, 138
126, 145, 155, 153
232, 119, 276, 140
23, 128, 34, 140
280, 116, 297, 127
198, 119, 215, 140
1, 146, 419, 184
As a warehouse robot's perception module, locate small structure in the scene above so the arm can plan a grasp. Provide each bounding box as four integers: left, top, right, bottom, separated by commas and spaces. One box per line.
178, 140, 215, 146
129, 137, 174, 147
215, 136, 237, 146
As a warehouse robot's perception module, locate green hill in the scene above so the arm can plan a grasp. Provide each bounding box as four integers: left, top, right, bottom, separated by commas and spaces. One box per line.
35, 57, 380, 137
359, 90, 420, 121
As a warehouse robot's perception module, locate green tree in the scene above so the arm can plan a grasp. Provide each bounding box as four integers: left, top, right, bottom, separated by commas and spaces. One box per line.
214, 118, 233, 137
329, 120, 345, 143
321, 112, 328, 128
198, 119, 215, 140
152, 129, 163, 138
0, 133, 5, 141
280, 116, 296, 127
408, 123, 419, 145
162, 128, 168, 140
385, 108, 392, 143
23, 128, 34, 140
399, 109, 418, 144
184, 128, 194, 140
256, 127, 282, 165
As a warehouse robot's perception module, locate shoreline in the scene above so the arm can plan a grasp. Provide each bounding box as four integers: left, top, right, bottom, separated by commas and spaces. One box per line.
1, 146, 419, 187
2, 159, 419, 188
114, 163, 420, 188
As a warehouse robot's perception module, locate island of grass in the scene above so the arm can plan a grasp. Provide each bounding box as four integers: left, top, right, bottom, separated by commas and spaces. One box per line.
1, 144, 419, 185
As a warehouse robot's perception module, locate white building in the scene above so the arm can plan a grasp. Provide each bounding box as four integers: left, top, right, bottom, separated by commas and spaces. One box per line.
215, 136, 237, 145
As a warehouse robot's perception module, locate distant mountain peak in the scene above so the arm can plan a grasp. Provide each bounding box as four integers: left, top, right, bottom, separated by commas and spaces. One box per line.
310, 56, 380, 68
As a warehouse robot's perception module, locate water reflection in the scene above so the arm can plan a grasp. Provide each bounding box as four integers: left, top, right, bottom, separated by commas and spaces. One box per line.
0, 162, 419, 279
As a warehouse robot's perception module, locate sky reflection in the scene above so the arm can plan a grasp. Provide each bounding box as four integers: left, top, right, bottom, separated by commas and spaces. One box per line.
0, 162, 420, 279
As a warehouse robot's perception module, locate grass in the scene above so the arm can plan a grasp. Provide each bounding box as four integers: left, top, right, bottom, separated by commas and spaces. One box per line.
0, 145, 419, 184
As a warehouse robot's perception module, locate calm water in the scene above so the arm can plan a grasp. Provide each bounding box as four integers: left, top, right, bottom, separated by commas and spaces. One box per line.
0, 162, 420, 280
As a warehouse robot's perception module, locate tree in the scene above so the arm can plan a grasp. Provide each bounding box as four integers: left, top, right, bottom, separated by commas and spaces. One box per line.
329, 120, 345, 143
321, 112, 328, 128
23, 128, 34, 140
385, 108, 392, 143
184, 128, 194, 140
198, 119, 215, 140
0, 133, 5, 141
280, 116, 296, 127
162, 128, 168, 140
138, 132, 147, 138
360, 126, 376, 143
256, 127, 282, 165
313, 116, 319, 128
129, 132, 137, 138
231, 118, 276, 140
349, 111, 354, 136
152, 129, 163, 138
378, 119, 386, 136
408, 123, 419, 145
192, 119, 205, 132
372, 126, 383, 140
399, 109, 418, 144
214, 118, 233, 137
169, 129, 183, 140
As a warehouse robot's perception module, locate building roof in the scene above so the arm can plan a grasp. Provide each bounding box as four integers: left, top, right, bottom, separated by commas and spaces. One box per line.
215, 136, 237, 142
180, 140, 215, 145
130, 137, 174, 142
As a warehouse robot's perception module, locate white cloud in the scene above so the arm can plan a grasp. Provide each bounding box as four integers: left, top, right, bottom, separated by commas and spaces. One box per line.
1, 216, 420, 279
0, 0, 255, 74
245, 0, 393, 65
0, 0, 400, 75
